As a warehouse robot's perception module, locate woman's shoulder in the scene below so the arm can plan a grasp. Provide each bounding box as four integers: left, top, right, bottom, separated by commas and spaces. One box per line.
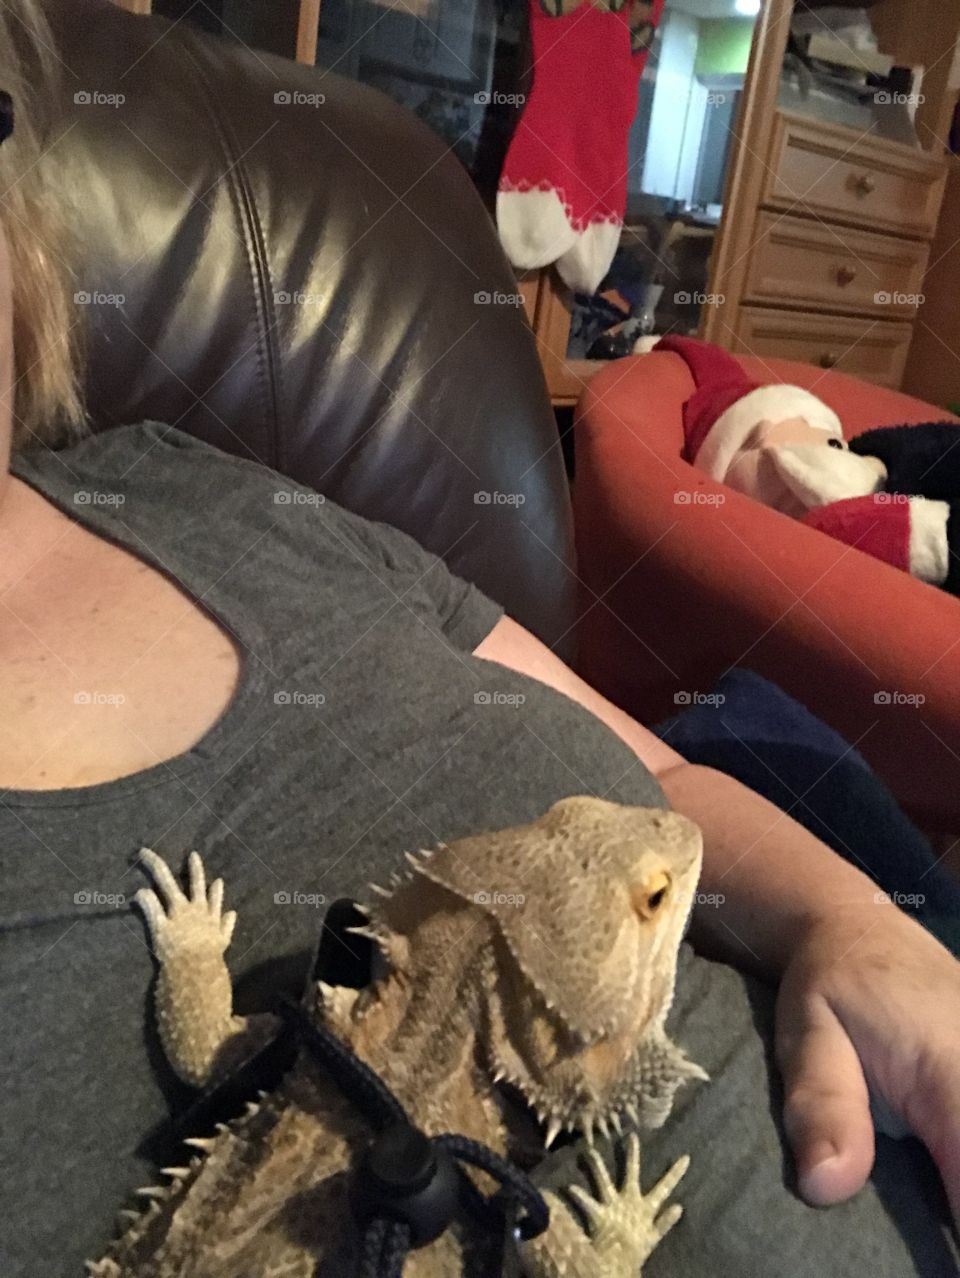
12, 421, 428, 602
42, 420, 289, 485
14, 420, 328, 520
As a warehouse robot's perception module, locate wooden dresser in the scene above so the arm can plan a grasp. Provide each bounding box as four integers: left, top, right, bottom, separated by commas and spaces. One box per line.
700, 0, 959, 393
720, 111, 947, 388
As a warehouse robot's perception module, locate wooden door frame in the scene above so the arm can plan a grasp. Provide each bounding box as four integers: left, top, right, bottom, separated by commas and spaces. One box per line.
701, 0, 794, 347
110, 0, 321, 64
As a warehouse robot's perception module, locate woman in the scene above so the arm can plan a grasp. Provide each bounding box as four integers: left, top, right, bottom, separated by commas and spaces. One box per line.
0, 4, 958, 1275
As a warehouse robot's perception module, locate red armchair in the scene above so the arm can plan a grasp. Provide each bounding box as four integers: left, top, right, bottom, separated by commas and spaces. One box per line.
573, 350, 960, 829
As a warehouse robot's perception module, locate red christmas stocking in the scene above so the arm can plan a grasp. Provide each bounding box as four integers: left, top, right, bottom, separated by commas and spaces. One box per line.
497, 0, 664, 296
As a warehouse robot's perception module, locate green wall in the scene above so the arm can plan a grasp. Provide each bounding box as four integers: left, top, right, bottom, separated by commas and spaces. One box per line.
694, 18, 755, 78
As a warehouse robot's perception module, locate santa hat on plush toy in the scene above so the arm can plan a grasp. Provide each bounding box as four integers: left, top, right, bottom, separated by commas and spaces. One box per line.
650, 335, 843, 481
638, 335, 953, 587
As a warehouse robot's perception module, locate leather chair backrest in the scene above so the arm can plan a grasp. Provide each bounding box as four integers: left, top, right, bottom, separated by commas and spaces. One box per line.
40, 0, 577, 656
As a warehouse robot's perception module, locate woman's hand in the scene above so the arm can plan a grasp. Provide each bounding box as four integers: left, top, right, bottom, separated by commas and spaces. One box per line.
775, 900, 960, 1226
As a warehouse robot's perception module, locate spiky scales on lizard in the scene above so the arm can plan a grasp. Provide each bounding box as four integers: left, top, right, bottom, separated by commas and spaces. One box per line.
88, 794, 707, 1277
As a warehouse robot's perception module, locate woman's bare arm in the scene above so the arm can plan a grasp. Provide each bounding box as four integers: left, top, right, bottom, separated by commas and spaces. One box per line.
473, 616, 893, 979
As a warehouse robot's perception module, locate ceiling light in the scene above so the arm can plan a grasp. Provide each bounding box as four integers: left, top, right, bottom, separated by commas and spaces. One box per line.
735, 0, 761, 15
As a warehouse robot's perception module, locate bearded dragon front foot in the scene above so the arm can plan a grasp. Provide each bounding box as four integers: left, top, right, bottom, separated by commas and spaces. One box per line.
134, 849, 279, 1089
519, 1133, 690, 1278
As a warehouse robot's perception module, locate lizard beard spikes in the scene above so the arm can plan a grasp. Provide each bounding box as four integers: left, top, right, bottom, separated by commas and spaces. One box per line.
485, 972, 707, 1147
597, 1030, 709, 1134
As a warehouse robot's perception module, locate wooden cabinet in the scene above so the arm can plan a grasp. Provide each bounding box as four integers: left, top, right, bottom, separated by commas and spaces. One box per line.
733, 307, 913, 389
743, 213, 929, 320
713, 111, 948, 388
902, 162, 960, 407
524, 272, 598, 409
703, 0, 958, 392
113, 0, 321, 64
760, 113, 946, 240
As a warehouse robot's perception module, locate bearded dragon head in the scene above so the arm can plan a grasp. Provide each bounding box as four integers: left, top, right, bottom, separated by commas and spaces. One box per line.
370, 796, 706, 1147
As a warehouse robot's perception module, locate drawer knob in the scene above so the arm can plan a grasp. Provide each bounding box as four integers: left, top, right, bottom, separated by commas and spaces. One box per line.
819, 351, 840, 369
836, 265, 858, 286
854, 172, 876, 196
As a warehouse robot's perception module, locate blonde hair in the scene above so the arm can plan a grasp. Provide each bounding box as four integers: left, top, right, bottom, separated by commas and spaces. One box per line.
1, 0, 88, 448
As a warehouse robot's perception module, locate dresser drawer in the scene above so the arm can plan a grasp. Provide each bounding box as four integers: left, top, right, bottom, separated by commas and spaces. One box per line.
762, 113, 946, 239
732, 307, 913, 388
744, 213, 930, 318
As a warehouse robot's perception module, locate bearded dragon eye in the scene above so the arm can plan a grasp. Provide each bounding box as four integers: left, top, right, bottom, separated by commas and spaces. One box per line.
631, 870, 672, 920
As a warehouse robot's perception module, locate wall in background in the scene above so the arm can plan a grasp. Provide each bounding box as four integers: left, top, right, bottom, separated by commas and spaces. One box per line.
695, 17, 754, 80
641, 9, 706, 201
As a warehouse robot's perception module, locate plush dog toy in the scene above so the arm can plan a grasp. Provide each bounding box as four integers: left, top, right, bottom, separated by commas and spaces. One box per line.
645, 335, 960, 594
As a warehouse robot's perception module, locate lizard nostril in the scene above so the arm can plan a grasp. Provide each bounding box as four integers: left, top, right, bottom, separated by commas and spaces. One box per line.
632, 870, 672, 920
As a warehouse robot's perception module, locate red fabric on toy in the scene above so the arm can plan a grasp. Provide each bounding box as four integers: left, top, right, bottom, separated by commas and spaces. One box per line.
655, 335, 760, 463
801, 495, 910, 572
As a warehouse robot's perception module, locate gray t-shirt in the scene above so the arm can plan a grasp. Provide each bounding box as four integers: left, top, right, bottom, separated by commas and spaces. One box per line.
1, 424, 955, 1276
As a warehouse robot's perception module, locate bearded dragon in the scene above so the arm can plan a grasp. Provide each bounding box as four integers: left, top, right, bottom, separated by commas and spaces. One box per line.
88, 795, 706, 1277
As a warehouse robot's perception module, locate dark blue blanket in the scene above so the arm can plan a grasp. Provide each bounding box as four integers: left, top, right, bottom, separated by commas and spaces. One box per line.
657, 669, 960, 956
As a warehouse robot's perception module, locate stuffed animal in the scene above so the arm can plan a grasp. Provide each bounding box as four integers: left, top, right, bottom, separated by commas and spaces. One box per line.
645, 335, 960, 594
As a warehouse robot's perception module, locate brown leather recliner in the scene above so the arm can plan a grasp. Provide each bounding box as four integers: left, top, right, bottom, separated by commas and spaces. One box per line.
42, 0, 577, 659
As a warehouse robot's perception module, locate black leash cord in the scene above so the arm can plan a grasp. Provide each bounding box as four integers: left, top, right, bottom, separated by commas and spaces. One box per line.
360, 1217, 412, 1278
278, 998, 549, 1277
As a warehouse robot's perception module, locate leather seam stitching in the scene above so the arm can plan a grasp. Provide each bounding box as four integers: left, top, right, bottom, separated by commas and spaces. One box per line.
177, 31, 285, 469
